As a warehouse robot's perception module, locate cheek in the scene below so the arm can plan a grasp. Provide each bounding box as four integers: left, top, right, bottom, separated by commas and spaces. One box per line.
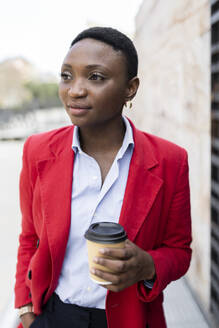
58, 84, 66, 103
95, 84, 126, 107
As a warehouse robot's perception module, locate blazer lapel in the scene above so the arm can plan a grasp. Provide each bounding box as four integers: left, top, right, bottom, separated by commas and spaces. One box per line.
37, 126, 74, 279
119, 124, 163, 242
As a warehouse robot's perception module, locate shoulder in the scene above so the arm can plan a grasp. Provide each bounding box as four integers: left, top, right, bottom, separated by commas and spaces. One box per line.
128, 118, 187, 162
143, 131, 187, 157
134, 128, 188, 168
22, 125, 73, 160
27, 125, 73, 143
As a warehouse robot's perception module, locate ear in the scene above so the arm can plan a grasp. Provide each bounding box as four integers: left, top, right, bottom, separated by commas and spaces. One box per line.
125, 77, 140, 102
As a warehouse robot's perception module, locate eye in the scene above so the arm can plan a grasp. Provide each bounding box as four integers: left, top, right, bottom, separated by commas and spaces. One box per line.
89, 73, 105, 81
60, 71, 72, 81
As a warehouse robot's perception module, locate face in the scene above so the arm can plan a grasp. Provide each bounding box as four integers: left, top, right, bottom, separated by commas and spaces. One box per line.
59, 38, 135, 128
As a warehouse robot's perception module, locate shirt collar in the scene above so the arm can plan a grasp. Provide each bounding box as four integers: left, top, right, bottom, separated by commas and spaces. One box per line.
72, 116, 134, 158
72, 125, 81, 154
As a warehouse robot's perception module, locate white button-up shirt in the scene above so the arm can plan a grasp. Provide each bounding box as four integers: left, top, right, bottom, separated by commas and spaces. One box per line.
55, 116, 134, 309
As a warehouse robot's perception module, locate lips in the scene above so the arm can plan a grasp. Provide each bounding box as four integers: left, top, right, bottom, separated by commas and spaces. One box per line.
67, 104, 91, 110
67, 103, 92, 116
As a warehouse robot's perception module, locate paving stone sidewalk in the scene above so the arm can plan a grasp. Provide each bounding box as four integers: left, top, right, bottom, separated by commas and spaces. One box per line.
164, 278, 210, 328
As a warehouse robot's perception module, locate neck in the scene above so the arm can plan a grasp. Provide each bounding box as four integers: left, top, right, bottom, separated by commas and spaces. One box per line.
78, 116, 126, 154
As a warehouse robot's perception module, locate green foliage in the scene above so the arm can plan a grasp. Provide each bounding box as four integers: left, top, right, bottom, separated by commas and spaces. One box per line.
24, 81, 61, 109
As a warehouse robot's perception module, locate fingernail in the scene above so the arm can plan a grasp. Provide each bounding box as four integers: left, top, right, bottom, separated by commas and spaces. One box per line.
91, 268, 95, 274
99, 248, 105, 254
93, 257, 98, 263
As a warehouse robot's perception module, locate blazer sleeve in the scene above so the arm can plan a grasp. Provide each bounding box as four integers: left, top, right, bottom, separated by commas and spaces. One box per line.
14, 137, 38, 308
137, 150, 192, 302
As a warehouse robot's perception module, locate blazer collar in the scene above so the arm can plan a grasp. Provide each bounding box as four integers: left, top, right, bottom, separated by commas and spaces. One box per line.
48, 125, 74, 158
45, 121, 158, 170
128, 118, 158, 170
119, 119, 163, 241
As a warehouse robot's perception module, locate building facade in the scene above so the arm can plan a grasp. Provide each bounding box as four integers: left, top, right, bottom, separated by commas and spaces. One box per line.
126, 0, 218, 325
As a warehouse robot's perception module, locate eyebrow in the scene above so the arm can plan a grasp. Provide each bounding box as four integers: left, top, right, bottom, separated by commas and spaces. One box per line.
62, 63, 109, 72
85, 64, 107, 70
62, 64, 72, 69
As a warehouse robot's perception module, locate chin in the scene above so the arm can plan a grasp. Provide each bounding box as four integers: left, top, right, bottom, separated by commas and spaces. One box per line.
66, 115, 88, 127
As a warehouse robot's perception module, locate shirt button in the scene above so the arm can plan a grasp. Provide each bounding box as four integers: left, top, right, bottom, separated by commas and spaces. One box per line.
28, 270, 32, 280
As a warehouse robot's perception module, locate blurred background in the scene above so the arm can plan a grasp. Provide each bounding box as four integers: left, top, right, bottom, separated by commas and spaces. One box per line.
0, 0, 218, 327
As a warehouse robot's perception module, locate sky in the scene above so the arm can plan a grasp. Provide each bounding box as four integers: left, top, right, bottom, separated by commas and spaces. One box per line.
0, 0, 143, 77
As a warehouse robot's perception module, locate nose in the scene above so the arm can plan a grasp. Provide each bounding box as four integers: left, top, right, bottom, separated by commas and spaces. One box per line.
67, 80, 87, 98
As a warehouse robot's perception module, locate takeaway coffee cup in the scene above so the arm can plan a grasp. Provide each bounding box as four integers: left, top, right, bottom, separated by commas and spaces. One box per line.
84, 222, 127, 285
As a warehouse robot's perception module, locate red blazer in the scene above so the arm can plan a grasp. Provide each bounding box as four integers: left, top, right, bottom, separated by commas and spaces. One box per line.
15, 121, 192, 328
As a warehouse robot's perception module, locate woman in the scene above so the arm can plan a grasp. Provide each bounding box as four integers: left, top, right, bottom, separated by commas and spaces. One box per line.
15, 27, 192, 328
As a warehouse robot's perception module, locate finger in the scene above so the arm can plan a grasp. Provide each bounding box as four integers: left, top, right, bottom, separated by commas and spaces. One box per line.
125, 239, 136, 247
91, 267, 124, 286
98, 246, 133, 260
91, 268, 131, 293
93, 257, 129, 273
101, 283, 126, 293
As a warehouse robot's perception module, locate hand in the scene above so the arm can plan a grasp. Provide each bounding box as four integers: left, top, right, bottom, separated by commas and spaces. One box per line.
91, 239, 155, 292
20, 312, 36, 328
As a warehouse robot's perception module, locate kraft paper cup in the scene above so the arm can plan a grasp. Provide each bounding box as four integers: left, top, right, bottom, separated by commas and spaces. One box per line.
84, 222, 127, 285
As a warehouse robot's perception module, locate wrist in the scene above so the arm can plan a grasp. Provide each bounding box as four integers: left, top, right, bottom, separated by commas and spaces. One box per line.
18, 304, 34, 318
20, 312, 36, 328
141, 251, 156, 280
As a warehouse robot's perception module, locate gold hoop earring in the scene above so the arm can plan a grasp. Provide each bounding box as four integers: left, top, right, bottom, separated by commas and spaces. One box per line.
124, 101, 132, 109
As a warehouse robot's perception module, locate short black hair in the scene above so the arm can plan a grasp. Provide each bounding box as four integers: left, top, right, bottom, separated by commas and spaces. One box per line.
70, 27, 138, 80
